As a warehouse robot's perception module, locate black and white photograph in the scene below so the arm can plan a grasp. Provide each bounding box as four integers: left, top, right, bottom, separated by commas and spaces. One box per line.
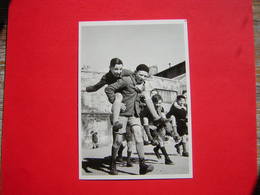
78, 20, 192, 180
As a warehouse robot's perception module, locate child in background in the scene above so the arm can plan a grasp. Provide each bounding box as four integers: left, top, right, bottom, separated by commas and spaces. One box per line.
166, 95, 189, 157
90, 131, 99, 149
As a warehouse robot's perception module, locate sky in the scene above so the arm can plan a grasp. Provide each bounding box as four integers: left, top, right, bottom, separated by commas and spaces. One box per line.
79, 20, 189, 73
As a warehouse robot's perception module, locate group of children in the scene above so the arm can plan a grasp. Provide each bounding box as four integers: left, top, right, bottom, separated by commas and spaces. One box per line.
85, 58, 189, 175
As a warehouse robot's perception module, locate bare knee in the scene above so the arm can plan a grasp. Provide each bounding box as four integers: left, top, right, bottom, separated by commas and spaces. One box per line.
182, 135, 188, 143
127, 141, 133, 152
113, 134, 123, 148
115, 93, 123, 102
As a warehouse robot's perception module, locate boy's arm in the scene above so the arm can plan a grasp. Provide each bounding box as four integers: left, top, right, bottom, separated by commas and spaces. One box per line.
85, 78, 106, 92
122, 69, 134, 76
166, 104, 175, 119
105, 79, 128, 104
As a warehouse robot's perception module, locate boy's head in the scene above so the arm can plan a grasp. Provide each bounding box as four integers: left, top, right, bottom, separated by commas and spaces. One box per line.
176, 95, 186, 107
135, 64, 149, 84
152, 94, 163, 108
109, 58, 123, 78
182, 90, 187, 98
150, 89, 159, 97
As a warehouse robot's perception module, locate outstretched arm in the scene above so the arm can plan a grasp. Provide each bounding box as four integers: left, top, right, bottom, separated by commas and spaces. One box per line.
85, 79, 106, 92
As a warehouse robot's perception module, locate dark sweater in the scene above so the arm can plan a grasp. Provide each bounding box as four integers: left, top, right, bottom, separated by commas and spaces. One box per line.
86, 69, 133, 92
105, 74, 143, 117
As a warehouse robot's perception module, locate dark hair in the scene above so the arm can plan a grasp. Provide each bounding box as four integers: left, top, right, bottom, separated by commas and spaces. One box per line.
152, 94, 163, 103
176, 95, 186, 101
150, 89, 159, 96
110, 58, 123, 68
136, 64, 149, 73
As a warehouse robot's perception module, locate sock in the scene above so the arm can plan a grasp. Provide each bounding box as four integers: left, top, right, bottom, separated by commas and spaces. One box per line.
136, 142, 145, 159
127, 151, 132, 162
160, 146, 170, 160
154, 145, 160, 151
118, 144, 124, 157
111, 146, 119, 161
182, 142, 187, 153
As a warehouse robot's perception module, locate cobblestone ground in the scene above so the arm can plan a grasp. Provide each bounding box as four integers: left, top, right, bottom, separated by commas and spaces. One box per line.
80, 138, 191, 179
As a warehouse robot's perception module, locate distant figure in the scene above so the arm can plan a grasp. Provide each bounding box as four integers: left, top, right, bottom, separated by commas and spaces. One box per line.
90, 131, 99, 149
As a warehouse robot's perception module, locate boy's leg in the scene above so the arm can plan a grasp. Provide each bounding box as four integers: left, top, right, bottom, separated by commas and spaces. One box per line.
131, 124, 145, 159
143, 125, 155, 145
153, 144, 161, 159
112, 93, 124, 131
158, 128, 174, 165
168, 116, 181, 142
126, 142, 133, 167
117, 143, 125, 162
174, 133, 183, 155
110, 133, 124, 175
130, 117, 154, 175
182, 134, 189, 157
110, 116, 128, 175
160, 146, 174, 165
126, 126, 134, 167
142, 91, 161, 120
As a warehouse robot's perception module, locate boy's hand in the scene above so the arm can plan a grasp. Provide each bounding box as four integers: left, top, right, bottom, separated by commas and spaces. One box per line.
135, 83, 145, 92
173, 135, 181, 143
120, 103, 126, 111
151, 139, 158, 146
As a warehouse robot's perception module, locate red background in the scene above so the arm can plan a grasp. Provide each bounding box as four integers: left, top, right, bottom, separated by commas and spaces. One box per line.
2, 0, 257, 194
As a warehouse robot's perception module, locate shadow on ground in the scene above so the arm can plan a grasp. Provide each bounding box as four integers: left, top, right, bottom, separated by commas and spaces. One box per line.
82, 156, 140, 175
82, 156, 159, 175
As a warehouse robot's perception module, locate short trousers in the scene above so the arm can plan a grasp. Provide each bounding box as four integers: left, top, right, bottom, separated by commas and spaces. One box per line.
116, 116, 142, 134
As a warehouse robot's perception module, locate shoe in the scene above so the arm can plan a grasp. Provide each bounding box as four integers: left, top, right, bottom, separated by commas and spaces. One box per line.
139, 159, 154, 175
153, 147, 161, 159
165, 158, 174, 165
182, 152, 189, 157
109, 161, 118, 175
175, 145, 181, 154
126, 158, 133, 167
113, 121, 123, 132
144, 140, 150, 145
116, 156, 123, 162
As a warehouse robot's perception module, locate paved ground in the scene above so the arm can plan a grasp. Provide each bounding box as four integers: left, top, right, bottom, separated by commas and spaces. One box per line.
80, 138, 191, 179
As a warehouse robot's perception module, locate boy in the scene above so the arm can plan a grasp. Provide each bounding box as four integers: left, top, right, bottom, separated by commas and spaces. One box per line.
141, 94, 174, 165
105, 64, 154, 175
166, 95, 189, 157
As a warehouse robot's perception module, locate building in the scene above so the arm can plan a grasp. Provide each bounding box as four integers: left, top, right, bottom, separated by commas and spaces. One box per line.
155, 61, 187, 93
155, 61, 186, 79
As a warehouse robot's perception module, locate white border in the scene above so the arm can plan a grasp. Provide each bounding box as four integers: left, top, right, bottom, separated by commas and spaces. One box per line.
78, 19, 192, 180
